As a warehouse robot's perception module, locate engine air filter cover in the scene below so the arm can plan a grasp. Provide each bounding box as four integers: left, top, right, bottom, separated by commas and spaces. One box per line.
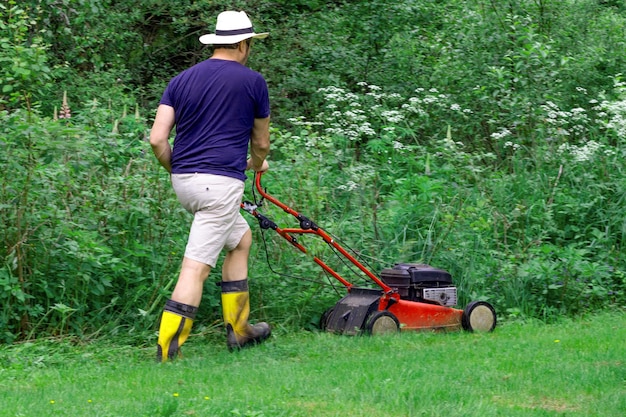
422, 287, 457, 307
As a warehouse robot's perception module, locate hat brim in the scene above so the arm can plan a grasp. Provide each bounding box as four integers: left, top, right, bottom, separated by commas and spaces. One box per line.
199, 32, 269, 45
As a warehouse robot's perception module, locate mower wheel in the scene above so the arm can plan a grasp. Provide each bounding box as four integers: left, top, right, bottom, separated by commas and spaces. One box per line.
319, 307, 334, 331
364, 311, 400, 335
462, 301, 496, 332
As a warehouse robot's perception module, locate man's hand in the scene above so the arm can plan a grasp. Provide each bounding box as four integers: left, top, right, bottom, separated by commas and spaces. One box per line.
247, 158, 269, 172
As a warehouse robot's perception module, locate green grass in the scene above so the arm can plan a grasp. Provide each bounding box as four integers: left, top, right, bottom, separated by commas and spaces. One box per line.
1, 312, 624, 417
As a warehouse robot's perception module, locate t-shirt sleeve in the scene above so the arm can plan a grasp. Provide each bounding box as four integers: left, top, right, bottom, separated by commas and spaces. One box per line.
255, 76, 271, 119
160, 77, 177, 107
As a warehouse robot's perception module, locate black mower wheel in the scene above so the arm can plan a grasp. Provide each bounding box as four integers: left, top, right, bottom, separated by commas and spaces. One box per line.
319, 307, 334, 331
364, 311, 400, 335
462, 301, 497, 332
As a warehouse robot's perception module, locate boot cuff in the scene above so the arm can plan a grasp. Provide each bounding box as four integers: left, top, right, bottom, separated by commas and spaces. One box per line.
164, 299, 198, 319
220, 279, 249, 293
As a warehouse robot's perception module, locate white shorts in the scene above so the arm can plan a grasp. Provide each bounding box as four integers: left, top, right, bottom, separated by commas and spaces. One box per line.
171, 173, 250, 268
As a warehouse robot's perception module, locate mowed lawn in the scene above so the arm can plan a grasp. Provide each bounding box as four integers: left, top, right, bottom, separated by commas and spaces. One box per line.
0, 311, 624, 416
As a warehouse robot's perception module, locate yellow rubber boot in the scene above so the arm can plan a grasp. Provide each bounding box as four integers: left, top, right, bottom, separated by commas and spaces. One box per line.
221, 279, 271, 351
156, 299, 198, 363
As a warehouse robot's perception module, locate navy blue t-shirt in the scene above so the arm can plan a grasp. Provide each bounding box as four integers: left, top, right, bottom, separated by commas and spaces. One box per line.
160, 59, 270, 181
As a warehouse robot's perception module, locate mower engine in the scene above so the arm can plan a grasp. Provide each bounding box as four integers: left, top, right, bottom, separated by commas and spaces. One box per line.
380, 263, 458, 307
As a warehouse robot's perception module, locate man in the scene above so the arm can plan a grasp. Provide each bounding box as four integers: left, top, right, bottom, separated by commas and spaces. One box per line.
149, 11, 271, 362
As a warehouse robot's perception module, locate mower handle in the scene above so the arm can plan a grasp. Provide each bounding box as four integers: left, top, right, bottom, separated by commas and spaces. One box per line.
249, 171, 396, 296
253, 171, 303, 220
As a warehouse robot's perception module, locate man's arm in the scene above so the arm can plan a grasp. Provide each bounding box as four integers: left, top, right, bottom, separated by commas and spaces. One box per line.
149, 104, 176, 173
247, 116, 271, 172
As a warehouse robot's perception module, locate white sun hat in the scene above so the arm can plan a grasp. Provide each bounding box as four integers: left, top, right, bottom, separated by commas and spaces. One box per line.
199, 11, 269, 45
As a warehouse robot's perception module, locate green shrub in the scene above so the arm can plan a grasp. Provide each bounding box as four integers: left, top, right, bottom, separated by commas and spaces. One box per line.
2, 0, 626, 342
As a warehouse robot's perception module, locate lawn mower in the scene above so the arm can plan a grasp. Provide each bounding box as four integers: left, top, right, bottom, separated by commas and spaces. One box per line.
241, 172, 496, 335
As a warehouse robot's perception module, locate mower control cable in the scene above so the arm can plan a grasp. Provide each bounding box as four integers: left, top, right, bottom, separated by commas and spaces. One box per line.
248, 181, 317, 232
242, 189, 346, 293
243, 200, 374, 293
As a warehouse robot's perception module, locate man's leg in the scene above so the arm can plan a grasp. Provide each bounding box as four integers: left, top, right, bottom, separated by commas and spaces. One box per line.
221, 229, 271, 350
222, 228, 251, 282
172, 257, 212, 306
157, 257, 211, 362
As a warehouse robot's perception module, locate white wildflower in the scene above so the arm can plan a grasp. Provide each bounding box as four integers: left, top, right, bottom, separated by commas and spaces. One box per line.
381, 110, 404, 123
337, 181, 359, 192
490, 128, 512, 140
392, 140, 405, 150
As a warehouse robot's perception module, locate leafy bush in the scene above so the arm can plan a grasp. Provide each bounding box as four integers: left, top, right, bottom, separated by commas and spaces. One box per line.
0, 1, 53, 110
2, 0, 626, 343
0, 99, 189, 342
